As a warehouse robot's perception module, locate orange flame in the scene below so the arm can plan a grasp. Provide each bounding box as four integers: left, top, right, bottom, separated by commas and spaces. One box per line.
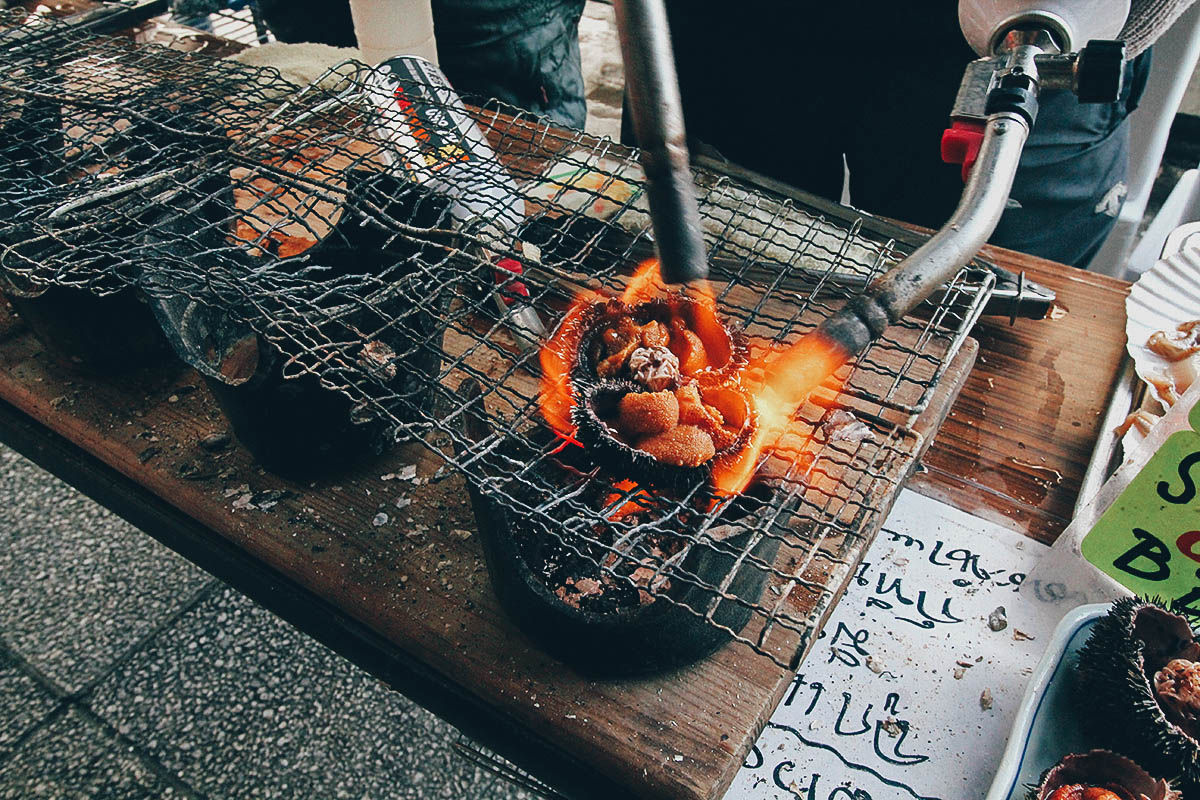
710, 332, 847, 496
621, 258, 667, 304
538, 258, 848, 495
538, 292, 597, 438
604, 478, 654, 519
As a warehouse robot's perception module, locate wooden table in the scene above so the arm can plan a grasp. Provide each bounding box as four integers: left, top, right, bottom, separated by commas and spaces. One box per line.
0, 240, 1129, 799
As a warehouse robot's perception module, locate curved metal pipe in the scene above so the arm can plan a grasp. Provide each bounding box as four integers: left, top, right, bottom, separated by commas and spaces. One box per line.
817, 110, 1030, 361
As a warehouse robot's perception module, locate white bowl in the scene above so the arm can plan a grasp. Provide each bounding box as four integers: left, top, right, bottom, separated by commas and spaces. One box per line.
985, 603, 1109, 800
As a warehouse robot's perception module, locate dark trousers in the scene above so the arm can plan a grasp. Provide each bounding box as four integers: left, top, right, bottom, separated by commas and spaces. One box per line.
255, 0, 588, 129
634, 3, 1151, 268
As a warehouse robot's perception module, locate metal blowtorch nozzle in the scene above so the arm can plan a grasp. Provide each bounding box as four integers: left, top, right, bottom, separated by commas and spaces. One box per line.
612, 0, 708, 285
818, 109, 1031, 364
811, 25, 1125, 367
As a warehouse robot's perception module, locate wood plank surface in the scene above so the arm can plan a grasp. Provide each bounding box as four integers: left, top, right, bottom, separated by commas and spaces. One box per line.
0, 27, 1135, 797
911, 245, 1131, 544
0, 291, 973, 800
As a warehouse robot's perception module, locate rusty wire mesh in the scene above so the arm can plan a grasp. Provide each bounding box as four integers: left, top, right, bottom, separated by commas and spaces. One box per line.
0, 12, 994, 669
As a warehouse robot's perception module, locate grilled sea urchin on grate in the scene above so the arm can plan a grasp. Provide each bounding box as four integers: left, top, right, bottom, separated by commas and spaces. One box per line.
0, 12, 993, 670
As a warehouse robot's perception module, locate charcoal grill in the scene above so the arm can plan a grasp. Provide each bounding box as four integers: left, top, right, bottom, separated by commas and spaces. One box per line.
0, 11, 994, 671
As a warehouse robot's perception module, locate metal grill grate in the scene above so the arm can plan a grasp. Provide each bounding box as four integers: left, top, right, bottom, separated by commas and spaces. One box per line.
0, 12, 993, 670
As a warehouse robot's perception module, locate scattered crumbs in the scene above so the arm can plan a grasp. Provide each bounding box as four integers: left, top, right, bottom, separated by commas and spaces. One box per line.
880, 717, 901, 738
397, 465, 418, 481
673, 755, 684, 762
199, 431, 231, 451
395, 497, 412, 510
167, 394, 179, 403
223, 483, 249, 499
979, 688, 993, 711
987, 606, 1008, 632
953, 666, 967, 680
450, 528, 472, 541
986, 377, 995, 389
372, 512, 388, 527
566, 714, 577, 719
231, 493, 254, 511
865, 655, 885, 675
1008, 457, 1064, 484
1013, 629, 1035, 642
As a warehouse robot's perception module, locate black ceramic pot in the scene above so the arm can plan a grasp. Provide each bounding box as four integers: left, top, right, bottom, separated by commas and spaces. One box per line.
145, 170, 453, 478
456, 378, 783, 676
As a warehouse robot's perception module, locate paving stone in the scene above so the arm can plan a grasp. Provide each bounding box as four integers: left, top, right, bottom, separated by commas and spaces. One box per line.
0, 707, 180, 799
0, 651, 58, 759
89, 586, 528, 799
0, 446, 213, 694
580, 0, 622, 140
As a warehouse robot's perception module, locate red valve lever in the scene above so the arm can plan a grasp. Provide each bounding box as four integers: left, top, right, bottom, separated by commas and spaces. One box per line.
940, 120, 986, 183
493, 257, 530, 306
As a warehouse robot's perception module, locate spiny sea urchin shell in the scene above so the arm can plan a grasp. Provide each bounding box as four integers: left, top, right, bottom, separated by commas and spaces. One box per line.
572, 379, 756, 491
571, 296, 749, 390
1075, 597, 1200, 792
1029, 750, 1179, 800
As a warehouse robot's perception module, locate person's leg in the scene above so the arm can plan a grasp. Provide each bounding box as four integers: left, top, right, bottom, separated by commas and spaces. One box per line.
989, 51, 1152, 267
253, 0, 588, 130
632, 1, 846, 203
432, 0, 588, 129
843, 5, 977, 230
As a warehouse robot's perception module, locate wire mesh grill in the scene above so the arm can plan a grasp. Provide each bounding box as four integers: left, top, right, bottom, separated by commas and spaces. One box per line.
0, 12, 994, 670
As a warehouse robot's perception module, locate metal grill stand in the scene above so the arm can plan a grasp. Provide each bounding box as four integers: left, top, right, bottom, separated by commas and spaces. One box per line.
0, 12, 993, 670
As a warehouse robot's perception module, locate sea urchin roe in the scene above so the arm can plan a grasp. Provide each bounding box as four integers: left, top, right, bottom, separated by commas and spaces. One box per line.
628, 345, 680, 391
640, 319, 670, 349
1047, 786, 1123, 800
617, 390, 679, 437
1148, 320, 1200, 361
1154, 658, 1200, 724
669, 317, 709, 375
637, 424, 716, 467
675, 383, 721, 427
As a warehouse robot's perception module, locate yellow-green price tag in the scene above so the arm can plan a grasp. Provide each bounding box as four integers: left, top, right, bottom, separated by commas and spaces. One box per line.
1081, 429, 1200, 614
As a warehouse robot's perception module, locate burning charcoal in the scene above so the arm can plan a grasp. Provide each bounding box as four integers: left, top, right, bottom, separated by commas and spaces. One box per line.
820, 409, 876, 444
574, 577, 603, 597
358, 340, 398, 381
628, 345, 679, 391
